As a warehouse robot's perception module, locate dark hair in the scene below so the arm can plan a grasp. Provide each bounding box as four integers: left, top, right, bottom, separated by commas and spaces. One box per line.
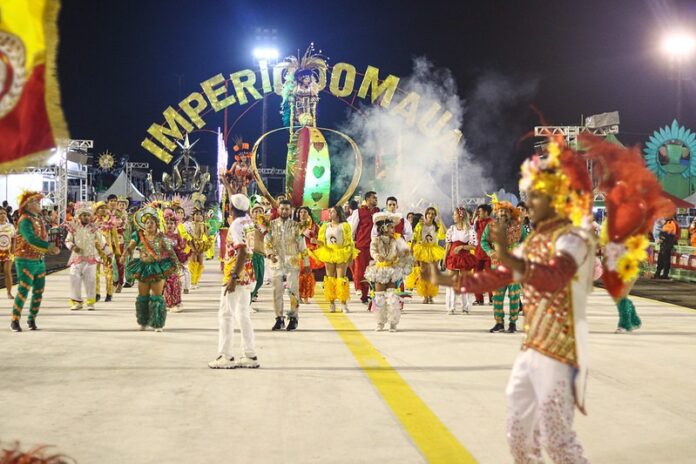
364, 191, 377, 200
279, 199, 292, 207
386, 196, 398, 204
349, 200, 359, 210
107, 194, 117, 201
410, 213, 423, 230
230, 206, 246, 218
331, 206, 347, 223
517, 201, 527, 209
375, 220, 393, 235
477, 204, 492, 214
294, 206, 315, 223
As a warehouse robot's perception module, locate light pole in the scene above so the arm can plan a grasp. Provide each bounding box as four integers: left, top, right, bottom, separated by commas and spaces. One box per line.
661, 31, 695, 120
252, 47, 279, 191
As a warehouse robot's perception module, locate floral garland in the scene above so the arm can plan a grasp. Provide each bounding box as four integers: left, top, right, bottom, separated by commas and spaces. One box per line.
599, 222, 649, 283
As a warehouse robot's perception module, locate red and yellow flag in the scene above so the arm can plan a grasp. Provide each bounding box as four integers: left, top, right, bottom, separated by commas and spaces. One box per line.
0, 0, 68, 171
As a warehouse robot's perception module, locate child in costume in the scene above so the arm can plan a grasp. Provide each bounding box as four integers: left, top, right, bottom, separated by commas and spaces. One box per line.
312, 206, 358, 313
64, 202, 113, 311
122, 206, 181, 332
444, 207, 477, 314
173, 202, 193, 294
163, 210, 189, 312
296, 206, 322, 304
365, 212, 412, 331
412, 206, 446, 303
404, 213, 422, 291
188, 208, 209, 288
0, 208, 16, 299
205, 207, 222, 260
10, 191, 60, 332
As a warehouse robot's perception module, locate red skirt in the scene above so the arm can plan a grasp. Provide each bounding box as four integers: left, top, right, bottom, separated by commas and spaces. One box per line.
446, 241, 477, 271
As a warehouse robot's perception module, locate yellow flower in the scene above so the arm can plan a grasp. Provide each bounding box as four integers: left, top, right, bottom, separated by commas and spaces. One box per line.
625, 235, 648, 253
616, 255, 640, 282
599, 221, 609, 246
626, 247, 648, 262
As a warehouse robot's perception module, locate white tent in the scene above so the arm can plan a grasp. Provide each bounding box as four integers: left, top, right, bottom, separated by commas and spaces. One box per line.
98, 170, 146, 201
683, 192, 696, 209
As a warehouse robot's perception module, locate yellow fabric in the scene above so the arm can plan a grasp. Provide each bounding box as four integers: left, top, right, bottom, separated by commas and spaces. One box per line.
312, 222, 359, 264
336, 276, 350, 303
416, 279, 438, 298
405, 265, 420, 290
189, 261, 203, 285
323, 276, 337, 302
413, 243, 446, 263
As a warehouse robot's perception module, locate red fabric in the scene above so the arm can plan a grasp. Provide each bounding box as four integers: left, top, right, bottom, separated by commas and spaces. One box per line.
474, 217, 493, 260
164, 272, 182, 308
352, 246, 371, 299
354, 206, 380, 248
525, 253, 578, 293
474, 257, 493, 302
395, 218, 405, 236
446, 241, 477, 271
460, 265, 513, 295
290, 128, 311, 206
0, 64, 54, 163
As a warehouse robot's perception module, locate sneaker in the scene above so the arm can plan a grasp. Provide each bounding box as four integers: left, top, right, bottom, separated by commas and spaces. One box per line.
375, 323, 385, 331
329, 302, 336, 313
251, 295, 258, 302
237, 356, 260, 368
614, 327, 628, 334
70, 302, 83, 311
489, 323, 505, 333
27, 319, 37, 331
286, 317, 298, 331
115, 284, 123, 294
208, 355, 236, 369
183, 289, 189, 294
86, 304, 95, 311
139, 325, 147, 331
447, 309, 455, 315
272, 317, 285, 331
123, 282, 133, 288
154, 328, 163, 333
360, 296, 369, 305
342, 303, 349, 313
507, 323, 517, 333
170, 305, 182, 313
389, 324, 397, 332
105, 295, 112, 302
10, 320, 22, 332
96, 294, 101, 302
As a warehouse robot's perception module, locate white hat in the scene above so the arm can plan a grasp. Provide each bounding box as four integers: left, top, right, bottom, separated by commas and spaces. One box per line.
373, 211, 396, 224
74, 201, 93, 217
230, 194, 250, 212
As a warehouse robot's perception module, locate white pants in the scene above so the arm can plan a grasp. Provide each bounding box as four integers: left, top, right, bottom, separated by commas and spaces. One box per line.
217, 286, 257, 359
271, 267, 299, 318
70, 262, 96, 303
374, 289, 401, 327
445, 287, 471, 311
506, 349, 588, 464
181, 265, 191, 290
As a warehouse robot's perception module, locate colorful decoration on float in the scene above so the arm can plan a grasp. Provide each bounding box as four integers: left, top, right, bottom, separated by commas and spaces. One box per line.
644, 119, 696, 199
97, 150, 115, 170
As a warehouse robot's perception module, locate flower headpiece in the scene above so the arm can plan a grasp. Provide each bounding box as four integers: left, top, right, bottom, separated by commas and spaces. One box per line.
134, 206, 160, 230
18, 190, 43, 213
488, 193, 520, 220
519, 138, 592, 227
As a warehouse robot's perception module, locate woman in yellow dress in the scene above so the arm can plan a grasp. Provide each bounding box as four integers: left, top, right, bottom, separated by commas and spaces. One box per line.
311, 206, 358, 313
188, 208, 209, 288
411, 206, 446, 303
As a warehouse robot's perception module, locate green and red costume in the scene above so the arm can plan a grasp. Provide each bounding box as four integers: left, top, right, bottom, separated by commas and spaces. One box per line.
11, 212, 50, 324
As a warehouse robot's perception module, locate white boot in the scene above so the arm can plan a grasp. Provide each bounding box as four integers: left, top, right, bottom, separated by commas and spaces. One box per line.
386, 289, 401, 331
374, 292, 387, 331
445, 288, 455, 315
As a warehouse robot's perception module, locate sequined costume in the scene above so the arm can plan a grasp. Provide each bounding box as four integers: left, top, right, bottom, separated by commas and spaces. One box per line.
298, 220, 320, 301
164, 230, 189, 309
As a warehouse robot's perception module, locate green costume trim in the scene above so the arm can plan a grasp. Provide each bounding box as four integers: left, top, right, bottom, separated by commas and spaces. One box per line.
12, 258, 45, 322
493, 283, 521, 323
251, 251, 265, 299
148, 295, 166, 329
136, 295, 149, 327
18, 216, 51, 253
617, 297, 642, 331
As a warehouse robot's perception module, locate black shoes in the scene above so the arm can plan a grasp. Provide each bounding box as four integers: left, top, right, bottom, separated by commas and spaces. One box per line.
96, 294, 101, 302
105, 295, 113, 302
272, 317, 285, 331
10, 320, 21, 332
489, 323, 505, 333
27, 319, 37, 331
287, 317, 298, 331
507, 323, 517, 333
123, 282, 133, 288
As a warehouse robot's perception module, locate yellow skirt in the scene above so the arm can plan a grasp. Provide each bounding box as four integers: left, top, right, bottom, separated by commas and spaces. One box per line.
311, 244, 359, 264
413, 243, 445, 263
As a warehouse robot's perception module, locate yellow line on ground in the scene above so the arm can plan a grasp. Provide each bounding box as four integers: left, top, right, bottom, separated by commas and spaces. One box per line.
320, 302, 477, 464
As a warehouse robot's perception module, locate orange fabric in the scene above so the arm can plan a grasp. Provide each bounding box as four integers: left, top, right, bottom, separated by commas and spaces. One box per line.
662, 221, 677, 236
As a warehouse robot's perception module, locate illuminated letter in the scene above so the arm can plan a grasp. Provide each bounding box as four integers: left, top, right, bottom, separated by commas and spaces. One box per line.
417, 103, 453, 136
329, 62, 356, 97
146, 107, 194, 152
273, 63, 287, 95
179, 92, 208, 129
259, 61, 273, 94
390, 92, 420, 126
200, 74, 236, 111
141, 138, 173, 164
230, 69, 263, 105
357, 65, 400, 108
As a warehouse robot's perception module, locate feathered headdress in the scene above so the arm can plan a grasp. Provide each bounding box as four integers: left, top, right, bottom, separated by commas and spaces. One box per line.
74, 201, 93, 217
18, 190, 43, 213
169, 194, 194, 217
487, 193, 520, 220
231, 136, 250, 161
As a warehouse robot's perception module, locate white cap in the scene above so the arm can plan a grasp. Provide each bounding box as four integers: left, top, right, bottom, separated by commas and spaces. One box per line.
230, 194, 250, 212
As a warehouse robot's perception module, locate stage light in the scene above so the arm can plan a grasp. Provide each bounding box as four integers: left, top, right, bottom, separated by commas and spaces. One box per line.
661, 32, 696, 59
253, 47, 279, 61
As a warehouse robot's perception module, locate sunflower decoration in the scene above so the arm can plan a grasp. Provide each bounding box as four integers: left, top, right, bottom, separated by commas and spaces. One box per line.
98, 150, 115, 170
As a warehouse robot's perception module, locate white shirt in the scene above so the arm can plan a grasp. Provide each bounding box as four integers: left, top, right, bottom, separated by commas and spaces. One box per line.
446, 224, 474, 244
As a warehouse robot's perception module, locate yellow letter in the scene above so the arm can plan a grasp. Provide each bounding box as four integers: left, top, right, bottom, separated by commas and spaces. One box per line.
179, 92, 208, 129
146, 107, 194, 152
273, 63, 287, 95
329, 62, 356, 97
230, 69, 263, 105
259, 61, 273, 94
417, 102, 453, 137
141, 138, 173, 164
390, 92, 420, 126
357, 65, 400, 108
200, 74, 236, 112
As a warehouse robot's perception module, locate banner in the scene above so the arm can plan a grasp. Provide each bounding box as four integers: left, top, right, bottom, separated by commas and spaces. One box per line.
0, 0, 68, 172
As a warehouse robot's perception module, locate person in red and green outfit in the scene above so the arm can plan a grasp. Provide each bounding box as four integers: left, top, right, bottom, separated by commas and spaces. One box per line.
10, 191, 60, 332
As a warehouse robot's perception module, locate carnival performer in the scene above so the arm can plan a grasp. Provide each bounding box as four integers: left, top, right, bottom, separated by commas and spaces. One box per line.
472, 204, 494, 306
404, 212, 423, 291
93, 201, 118, 302
296, 206, 322, 304
188, 209, 210, 288
425, 140, 596, 463
205, 207, 222, 260
312, 206, 358, 313
0, 208, 16, 299
412, 206, 446, 304
112, 196, 129, 293
348, 191, 380, 304
173, 202, 193, 294
249, 203, 268, 304
209, 194, 260, 369
265, 200, 310, 331
364, 212, 412, 332
121, 206, 180, 332
163, 210, 189, 312
370, 196, 413, 242
481, 200, 528, 333
64, 202, 113, 311
444, 207, 477, 315
10, 191, 60, 332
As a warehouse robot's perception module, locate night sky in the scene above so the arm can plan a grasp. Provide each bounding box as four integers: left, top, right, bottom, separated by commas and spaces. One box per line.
58, 0, 696, 193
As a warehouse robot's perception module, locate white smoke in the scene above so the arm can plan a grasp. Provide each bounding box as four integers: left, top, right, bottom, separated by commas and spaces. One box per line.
338, 57, 493, 214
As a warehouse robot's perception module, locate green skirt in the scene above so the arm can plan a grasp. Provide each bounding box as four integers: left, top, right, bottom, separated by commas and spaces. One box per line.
127, 258, 178, 283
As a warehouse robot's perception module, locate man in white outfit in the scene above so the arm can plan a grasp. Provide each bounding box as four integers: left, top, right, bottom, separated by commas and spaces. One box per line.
209, 194, 259, 369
